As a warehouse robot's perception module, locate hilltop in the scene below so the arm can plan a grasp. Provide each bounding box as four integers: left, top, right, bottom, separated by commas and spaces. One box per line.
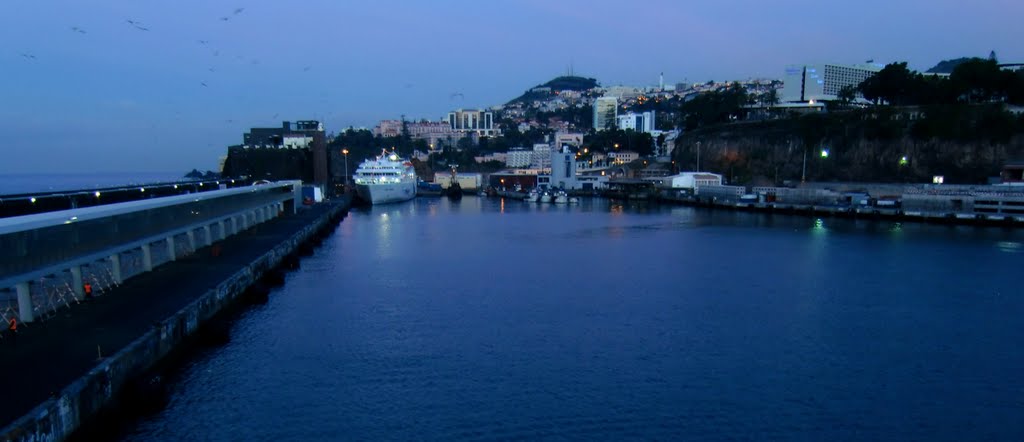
506, 75, 599, 104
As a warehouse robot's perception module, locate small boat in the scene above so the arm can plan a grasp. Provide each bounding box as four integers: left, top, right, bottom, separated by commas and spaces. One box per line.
539, 190, 552, 203
477, 190, 487, 197
524, 189, 539, 202
568, 196, 580, 204
554, 190, 568, 204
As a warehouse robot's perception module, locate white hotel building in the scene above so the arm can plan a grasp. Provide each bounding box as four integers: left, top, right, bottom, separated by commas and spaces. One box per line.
781, 63, 883, 103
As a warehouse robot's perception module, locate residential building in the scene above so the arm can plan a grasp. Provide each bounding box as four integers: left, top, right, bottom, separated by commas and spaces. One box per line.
373, 120, 455, 139
781, 63, 883, 103
475, 152, 508, 164
593, 97, 618, 131
616, 111, 656, 133
555, 132, 584, 150
532, 144, 552, 169
506, 148, 533, 168
448, 109, 497, 137
609, 151, 639, 164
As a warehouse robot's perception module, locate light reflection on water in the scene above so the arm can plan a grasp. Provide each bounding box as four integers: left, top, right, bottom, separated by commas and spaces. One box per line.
123, 197, 1024, 441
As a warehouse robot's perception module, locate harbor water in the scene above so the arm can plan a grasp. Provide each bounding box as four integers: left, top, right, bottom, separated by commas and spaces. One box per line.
123, 197, 1024, 440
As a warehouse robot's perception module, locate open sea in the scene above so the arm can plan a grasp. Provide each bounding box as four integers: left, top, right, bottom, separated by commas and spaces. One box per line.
114, 196, 1024, 440
0, 172, 186, 196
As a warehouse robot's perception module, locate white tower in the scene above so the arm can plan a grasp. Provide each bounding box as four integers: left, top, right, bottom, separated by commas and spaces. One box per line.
659, 72, 664, 91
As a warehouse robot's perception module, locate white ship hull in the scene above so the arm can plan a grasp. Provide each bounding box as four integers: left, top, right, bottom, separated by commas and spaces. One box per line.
356, 181, 416, 204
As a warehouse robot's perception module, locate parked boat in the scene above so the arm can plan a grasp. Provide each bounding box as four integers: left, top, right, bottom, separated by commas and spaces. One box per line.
353, 150, 416, 205
524, 189, 539, 202
540, 190, 552, 203
416, 180, 443, 196
554, 190, 568, 204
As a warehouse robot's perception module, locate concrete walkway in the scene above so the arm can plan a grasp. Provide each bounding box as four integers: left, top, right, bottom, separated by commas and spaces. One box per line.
0, 200, 346, 427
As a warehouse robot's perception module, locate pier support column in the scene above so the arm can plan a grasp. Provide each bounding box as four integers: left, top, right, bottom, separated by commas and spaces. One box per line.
109, 254, 122, 284
142, 243, 153, 271
202, 225, 212, 246
186, 230, 196, 252
277, 202, 284, 216
241, 214, 249, 230
16, 282, 34, 323
230, 217, 238, 235
218, 220, 226, 239
166, 237, 176, 262
70, 265, 84, 298
255, 209, 263, 224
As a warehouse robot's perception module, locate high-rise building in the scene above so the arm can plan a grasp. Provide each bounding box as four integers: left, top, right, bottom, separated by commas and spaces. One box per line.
593, 97, 618, 131
781, 63, 883, 103
447, 109, 497, 137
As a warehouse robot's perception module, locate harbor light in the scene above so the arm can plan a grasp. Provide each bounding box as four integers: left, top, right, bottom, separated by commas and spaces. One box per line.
820, 149, 829, 158
140, 187, 145, 192
94, 191, 101, 197
30, 197, 36, 203
900, 156, 909, 166
174, 184, 179, 189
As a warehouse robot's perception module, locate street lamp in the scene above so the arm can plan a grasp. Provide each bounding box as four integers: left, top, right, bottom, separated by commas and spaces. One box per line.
341, 149, 350, 187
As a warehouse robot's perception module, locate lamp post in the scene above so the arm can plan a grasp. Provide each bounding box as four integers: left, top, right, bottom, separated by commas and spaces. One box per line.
341, 149, 350, 188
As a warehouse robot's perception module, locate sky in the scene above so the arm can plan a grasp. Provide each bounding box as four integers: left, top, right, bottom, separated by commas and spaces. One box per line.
2, 0, 1022, 174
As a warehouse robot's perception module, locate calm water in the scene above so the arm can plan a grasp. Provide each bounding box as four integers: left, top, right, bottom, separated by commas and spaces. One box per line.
124, 197, 1024, 441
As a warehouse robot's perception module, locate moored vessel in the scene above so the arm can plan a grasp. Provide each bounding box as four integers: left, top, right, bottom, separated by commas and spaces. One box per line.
353, 150, 417, 204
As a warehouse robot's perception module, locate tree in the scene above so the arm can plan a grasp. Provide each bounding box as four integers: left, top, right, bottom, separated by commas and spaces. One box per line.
837, 85, 857, 107
950, 58, 1007, 103
859, 62, 917, 105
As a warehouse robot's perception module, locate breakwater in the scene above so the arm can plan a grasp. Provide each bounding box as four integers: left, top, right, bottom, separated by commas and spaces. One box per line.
0, 197, 350, 442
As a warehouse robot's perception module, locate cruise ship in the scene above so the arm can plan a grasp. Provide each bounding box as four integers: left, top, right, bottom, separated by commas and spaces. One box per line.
353, 150, 417, 204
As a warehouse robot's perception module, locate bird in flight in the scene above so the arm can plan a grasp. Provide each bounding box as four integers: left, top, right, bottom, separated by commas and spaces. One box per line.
71, 26, 87, 34
233, 8, 245, 15
198, 40, 209, 45
303, 66, 311, 72
125, 19, 148, 30
220, 16, 230, 22
19, 52, 36, 60
201, 82, 208, 87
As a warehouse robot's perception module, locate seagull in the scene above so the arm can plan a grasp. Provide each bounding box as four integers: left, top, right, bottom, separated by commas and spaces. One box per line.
272, 113, 279, 119
198, 39, 209, 45
71, 26, 87, 34
133, 25, 149, 31
201, 82, 208, 87
233, 8, 245, 15
303, 66, 311, 72
19, 52, 37, 60
208, 67, 215, 72
450, 92, 464, 100
213, 50, 220, 56
125, 19, 137, 25
220, 16, 230, 21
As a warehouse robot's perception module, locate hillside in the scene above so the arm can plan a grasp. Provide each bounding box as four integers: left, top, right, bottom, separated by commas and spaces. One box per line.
506, 75, 599, 104
671, 105, 1024, 185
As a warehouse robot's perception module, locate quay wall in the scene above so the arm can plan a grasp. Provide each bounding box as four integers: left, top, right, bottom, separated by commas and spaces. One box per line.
0, 199, 349, 442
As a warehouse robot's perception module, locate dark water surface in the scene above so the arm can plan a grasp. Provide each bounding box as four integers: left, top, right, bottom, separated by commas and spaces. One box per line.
124, 197, 1024, 441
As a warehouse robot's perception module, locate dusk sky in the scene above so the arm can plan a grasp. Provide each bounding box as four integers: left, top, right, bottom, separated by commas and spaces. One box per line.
2, 0, 1022, 174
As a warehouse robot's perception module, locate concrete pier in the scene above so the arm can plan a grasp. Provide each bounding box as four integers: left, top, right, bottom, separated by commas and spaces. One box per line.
0, 197, 350, 441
